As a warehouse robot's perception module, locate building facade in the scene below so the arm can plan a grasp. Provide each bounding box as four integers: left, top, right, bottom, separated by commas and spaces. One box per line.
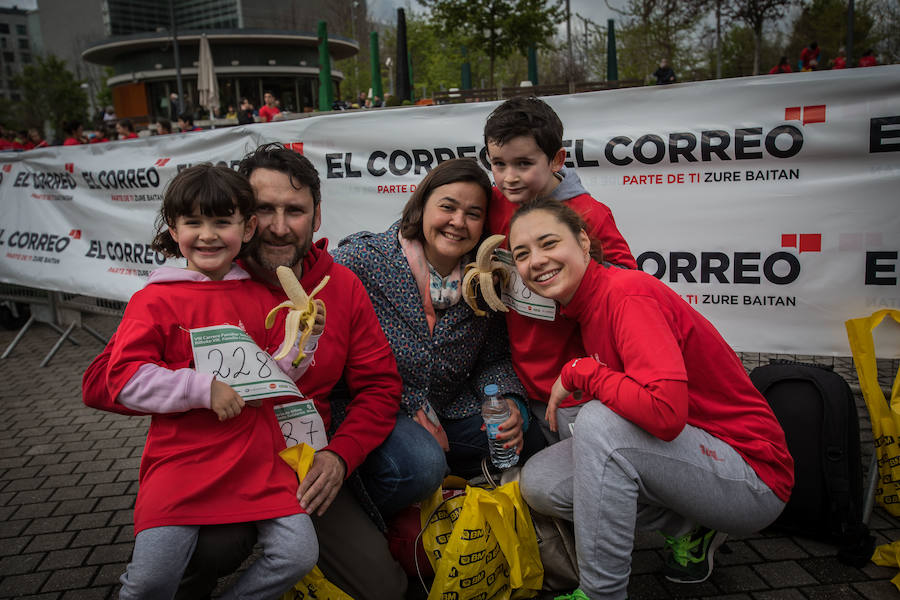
0, 7, 39, 102
37, 0, 365, 123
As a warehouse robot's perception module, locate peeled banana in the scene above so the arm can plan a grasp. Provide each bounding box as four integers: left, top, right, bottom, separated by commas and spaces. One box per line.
462, 234, 510, 317
265, 266, 329, 366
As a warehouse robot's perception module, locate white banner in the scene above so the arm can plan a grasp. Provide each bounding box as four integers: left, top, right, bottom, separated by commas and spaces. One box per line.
2, 66, 899, 356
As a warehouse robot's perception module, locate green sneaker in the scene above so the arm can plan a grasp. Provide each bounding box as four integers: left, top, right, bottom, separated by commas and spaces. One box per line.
662, 526, 727, 583
554, 590, 589, 600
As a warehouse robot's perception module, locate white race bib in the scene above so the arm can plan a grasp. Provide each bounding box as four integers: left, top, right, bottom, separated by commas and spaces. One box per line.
273, 399, 328, 450
190, 324, 304, 401
494, 248, 557, 321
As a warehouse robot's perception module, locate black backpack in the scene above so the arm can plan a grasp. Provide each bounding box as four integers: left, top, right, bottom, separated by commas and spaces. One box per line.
749, 360, 874, 566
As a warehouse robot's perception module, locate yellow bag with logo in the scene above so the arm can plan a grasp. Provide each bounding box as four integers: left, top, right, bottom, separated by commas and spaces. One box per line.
420, 481, 543, 600
845, 309, 900, 516
279, 443, 354, 600
280, 565, 354, 600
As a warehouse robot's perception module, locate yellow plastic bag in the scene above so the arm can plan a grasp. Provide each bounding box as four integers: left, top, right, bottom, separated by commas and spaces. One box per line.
872, 540, 900, 591
420, 481, 543, 600
280, 565, 354, 600
845, 309, 900, 515
278, 443, 354, 600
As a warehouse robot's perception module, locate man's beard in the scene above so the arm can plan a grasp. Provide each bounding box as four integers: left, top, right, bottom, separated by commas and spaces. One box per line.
251, 232, 312, 271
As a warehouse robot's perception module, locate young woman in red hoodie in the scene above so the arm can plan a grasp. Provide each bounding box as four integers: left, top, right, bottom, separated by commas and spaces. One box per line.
507, 198, 793, 600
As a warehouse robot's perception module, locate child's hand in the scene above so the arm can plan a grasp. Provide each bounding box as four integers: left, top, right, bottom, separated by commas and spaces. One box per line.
210, 379, 245, 421
308, 299, 326, 337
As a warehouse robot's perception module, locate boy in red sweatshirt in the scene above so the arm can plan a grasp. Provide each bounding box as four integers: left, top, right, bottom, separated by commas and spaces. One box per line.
483, 96, 635, 440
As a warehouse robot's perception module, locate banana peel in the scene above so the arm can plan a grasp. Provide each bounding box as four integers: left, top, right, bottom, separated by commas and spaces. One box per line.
462, 234, 510, 317
265, 266, 329, 366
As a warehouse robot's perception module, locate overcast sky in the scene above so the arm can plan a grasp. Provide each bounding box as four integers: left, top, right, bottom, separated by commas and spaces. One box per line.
2, 0, 624, 33
0, 0, 37, 8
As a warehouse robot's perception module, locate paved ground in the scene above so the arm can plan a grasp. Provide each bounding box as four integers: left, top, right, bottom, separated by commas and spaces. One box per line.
1, 312, 899, 599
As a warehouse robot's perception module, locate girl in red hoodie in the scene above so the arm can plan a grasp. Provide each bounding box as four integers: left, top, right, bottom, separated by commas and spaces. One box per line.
507, 198, 793, 600
108, 164, 320, 599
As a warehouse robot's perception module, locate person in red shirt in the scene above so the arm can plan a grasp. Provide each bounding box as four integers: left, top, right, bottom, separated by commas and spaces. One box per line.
107, 164, 318, 598
831, 47, 847, 69
177, 112, 202, 132
508, 199, 793, 599
25, 128, 48, 149
83, 144, 427, 600
800, 41, 819, 70
0, 125, 13, 151
61, 119, 86, 145
116, 118, 139, 139
258, 91, 282, 122
483, 96, 636, 442
859, 49, 877, 67
769, 56, 793, 74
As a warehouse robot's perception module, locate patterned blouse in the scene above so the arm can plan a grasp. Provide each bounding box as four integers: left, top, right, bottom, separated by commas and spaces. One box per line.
331, 221, 526, 420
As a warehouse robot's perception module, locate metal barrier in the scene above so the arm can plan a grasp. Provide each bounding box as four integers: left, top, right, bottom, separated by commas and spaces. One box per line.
0, 283, 125, 367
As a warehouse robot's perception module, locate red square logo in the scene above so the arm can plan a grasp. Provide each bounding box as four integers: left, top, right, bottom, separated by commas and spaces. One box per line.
785, 107, 802, 121
781, 234, 797, 248
798, 233, 822, 253
803, 105, 826, 124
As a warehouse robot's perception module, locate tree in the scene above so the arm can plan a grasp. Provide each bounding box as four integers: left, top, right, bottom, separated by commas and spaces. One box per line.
787, 0, 888, 67
708, 23, 784, 77
724, 0, 797, 75
13, 54, 88, 137
608, 0, 711, 83
95, 66, 115, 114
869, 0, 900, 63
418, 0, 564, 88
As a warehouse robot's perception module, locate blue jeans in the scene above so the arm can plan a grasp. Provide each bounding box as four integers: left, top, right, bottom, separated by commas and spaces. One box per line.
358, 414, 447, 518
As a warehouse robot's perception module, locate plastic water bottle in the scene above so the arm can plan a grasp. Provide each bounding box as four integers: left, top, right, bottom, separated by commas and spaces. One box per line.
482, 384, 519, 469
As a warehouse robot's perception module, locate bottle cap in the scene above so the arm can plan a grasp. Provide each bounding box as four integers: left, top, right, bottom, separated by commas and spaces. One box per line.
483, 384, 499, 396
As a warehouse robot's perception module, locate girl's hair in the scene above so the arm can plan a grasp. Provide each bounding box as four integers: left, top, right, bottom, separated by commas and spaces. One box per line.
151, 164, 256, 258
509, 197, 605, 263
400, 158, 492, 242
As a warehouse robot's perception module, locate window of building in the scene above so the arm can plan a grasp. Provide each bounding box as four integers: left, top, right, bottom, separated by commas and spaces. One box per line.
1, 38, 6, 48
20, 52, 30, 64
11, 92, 20, 101
15, 24, 26, 36
0, 24, 9, 34
18, 38, 28, 50
3, 52, 13, 64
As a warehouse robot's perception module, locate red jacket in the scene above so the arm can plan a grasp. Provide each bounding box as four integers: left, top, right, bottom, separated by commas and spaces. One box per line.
859, 55, 877, 67
243, 240, 402, 475
259, 105, 281, 122
83, 239, 402, 477
107, 276, 303, 534
488, 178, 636, 403
559, 261, 794, 502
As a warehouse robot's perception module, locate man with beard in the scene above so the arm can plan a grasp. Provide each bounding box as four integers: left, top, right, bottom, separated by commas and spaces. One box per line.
82, 144, 445, 600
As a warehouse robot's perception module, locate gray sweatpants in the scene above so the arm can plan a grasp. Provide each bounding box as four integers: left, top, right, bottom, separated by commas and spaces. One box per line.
119, 513, 317, 600
520, 401, 785, 600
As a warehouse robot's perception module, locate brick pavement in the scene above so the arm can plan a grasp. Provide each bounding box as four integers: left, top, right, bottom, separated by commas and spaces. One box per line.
1, 313, 899, 599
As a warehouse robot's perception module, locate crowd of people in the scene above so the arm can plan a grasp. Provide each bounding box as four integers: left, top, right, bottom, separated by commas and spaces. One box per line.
0, 90, 294, 152
74, 95, 795, 600
769, 41, 879, 74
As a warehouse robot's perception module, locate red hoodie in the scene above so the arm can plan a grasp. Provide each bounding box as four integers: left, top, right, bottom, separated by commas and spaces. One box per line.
83, 239, 402, 477
488, 173, 636, 403
559, 261, 793, 502
106, 270, 303, 534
